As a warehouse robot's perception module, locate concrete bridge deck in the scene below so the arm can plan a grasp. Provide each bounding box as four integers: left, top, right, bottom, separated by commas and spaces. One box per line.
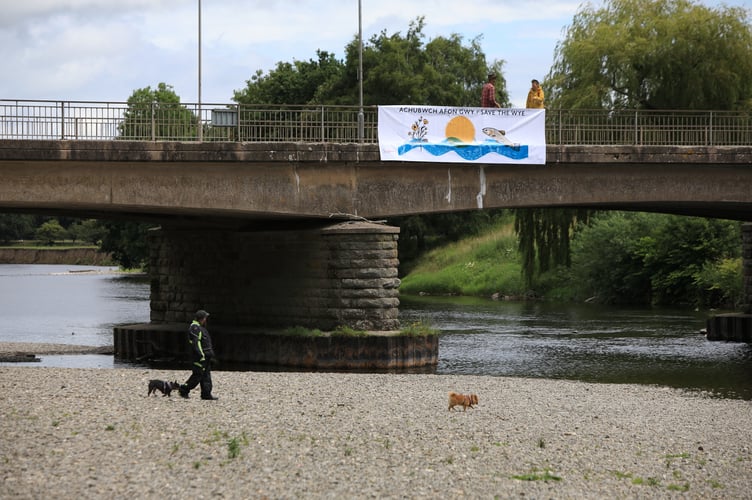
1, 140, 752, 224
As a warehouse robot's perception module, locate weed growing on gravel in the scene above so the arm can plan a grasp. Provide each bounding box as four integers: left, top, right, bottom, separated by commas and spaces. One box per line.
512, 468, 561, 482
667, 483, 690, 492
228, 437, 241, 459
706, 479, 724, 489
612, 471, 632, 480
664, 452, 690, 467
537, 437, 545, 448
227, 433, 249, 459
105, 424, 115, 431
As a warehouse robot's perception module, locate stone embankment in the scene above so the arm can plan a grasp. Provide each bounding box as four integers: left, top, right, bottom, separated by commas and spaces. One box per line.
0, 247, 113, 265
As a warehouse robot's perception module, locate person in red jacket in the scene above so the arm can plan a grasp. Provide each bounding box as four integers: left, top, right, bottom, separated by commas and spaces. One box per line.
481, 73, 501, 108
179, 309, 218, 400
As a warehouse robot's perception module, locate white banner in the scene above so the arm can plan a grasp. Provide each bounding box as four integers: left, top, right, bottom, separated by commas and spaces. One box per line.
378, 105, 546, 164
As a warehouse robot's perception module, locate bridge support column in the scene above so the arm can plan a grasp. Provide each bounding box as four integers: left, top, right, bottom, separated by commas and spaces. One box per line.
706, 222, 752, 342
114, 221, 440, 369
148, 221, 401, 330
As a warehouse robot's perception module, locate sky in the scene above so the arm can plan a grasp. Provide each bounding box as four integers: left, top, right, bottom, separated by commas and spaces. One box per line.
1, 0, 750, 109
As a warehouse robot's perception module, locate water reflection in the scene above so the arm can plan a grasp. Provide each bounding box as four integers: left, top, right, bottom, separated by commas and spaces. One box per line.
401, 295, 752, 400
1, 265, 750, 400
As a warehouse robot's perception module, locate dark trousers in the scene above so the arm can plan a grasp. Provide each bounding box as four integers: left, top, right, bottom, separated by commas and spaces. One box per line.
183, 360, 213, 398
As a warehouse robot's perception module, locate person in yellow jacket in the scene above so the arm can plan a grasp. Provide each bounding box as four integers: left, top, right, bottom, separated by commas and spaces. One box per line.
526, 79, 545, 109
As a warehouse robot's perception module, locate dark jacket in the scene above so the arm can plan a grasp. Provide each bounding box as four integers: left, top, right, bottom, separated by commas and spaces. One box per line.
188, 320, 214, 362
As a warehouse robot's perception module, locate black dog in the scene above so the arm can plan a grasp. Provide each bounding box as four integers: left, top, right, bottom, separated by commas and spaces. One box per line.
148, 379, 180, 397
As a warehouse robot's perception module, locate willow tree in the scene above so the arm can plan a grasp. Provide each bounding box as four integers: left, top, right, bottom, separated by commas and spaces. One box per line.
516, 0, 752, 287
545, 0, 752, 109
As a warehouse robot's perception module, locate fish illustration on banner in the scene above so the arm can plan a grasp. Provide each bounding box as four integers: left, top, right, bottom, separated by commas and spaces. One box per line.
378, 106, 546, 164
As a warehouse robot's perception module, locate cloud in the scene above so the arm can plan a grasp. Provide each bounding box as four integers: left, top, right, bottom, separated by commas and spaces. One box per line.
0, 0, 584, 103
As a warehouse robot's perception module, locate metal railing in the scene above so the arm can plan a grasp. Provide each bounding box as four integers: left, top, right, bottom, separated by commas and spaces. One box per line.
1, 99, 750, 146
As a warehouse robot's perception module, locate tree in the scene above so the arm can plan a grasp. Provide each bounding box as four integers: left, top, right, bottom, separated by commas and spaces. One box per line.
233, 50, 344, 105
0, 214, 34, 244
68, 219, 107, 245
35, 220, 67, 246
517, 0, 752, 287
233, 17, 508, 108
98, 221, 152, 270
324, 17, 509, 107
119, 83, 198, 140
514, 208, 590, 288
546, 0, 752, 109
568, 212, 741, 306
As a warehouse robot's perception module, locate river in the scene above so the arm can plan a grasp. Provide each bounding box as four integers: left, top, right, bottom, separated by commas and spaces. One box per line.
2, 264, 750, 399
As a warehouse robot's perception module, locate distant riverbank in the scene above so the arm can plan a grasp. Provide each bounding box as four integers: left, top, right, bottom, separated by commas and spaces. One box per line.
0, 247, 113, 265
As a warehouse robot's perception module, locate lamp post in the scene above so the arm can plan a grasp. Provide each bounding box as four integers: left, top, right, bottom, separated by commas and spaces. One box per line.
357, 0, 364, 142
197, 0, 203, 141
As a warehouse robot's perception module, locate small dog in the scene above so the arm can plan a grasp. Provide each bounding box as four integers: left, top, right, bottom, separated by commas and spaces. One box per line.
448, 391, 479, 412
148, 379, 180, 397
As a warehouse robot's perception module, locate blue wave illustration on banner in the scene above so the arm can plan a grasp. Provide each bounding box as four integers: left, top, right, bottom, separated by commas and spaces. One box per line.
397, 139, 529, 161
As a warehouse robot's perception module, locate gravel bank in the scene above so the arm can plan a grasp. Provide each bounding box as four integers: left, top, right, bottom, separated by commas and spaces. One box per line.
1, 363, 750, 499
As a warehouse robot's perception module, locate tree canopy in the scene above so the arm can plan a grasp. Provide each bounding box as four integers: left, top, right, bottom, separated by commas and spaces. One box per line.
234, 17, 509, 107
545, 0, 752, 109
119, 83, 198, 140
517, 0, 752, 288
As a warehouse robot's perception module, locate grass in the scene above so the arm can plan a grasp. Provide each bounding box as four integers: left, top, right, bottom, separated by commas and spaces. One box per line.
511, 468, 561, 482
281, 321, 437, 338
399, 222, 525, 297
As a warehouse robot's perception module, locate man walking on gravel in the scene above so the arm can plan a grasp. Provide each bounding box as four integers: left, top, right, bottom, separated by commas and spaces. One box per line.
179, 309, 218, 400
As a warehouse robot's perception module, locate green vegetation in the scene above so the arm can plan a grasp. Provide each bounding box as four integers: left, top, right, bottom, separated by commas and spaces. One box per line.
400, 221, 524, 297
227, 436, 243, 459
546, 0, 752, 110
282, 322, 436, 337
511, 468, 561, 482
234, 17, 510, 108
401, 212, 743, 309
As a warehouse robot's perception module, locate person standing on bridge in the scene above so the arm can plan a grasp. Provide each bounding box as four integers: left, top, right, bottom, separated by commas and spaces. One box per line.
179, 309, 218, 400
481, 73, 501, 108
526, 79, 545, 109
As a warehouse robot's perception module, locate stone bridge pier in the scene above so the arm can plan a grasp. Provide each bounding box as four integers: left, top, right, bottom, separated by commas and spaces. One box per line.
114, 221, 438, 369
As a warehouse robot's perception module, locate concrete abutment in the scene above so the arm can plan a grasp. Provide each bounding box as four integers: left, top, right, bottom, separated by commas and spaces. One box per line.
114, 221, 438, 369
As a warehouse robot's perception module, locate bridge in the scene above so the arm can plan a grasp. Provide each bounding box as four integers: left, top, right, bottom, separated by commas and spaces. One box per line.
1, 101, 751, 367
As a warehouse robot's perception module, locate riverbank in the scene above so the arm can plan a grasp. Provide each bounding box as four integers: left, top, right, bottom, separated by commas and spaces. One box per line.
2, 364, 750, 498
0, 247, 113, 265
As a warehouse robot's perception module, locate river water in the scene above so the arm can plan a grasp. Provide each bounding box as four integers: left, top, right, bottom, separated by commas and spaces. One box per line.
2, 264, 750, 399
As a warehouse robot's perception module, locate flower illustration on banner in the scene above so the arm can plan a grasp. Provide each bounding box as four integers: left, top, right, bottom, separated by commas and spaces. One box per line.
408, 116, 429, 141
398, 113, 529, 161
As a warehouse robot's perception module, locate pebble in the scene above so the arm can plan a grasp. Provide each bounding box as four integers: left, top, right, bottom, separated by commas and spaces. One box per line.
0, 346, 751, 498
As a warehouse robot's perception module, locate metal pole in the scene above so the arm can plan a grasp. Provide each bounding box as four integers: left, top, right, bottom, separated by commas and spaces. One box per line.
357, 0, 364, 142
198, 0, 203, 141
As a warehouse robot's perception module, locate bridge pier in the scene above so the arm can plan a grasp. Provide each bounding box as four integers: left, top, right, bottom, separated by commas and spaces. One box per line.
114, 221, 439, 369
706, 222, 752, 342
